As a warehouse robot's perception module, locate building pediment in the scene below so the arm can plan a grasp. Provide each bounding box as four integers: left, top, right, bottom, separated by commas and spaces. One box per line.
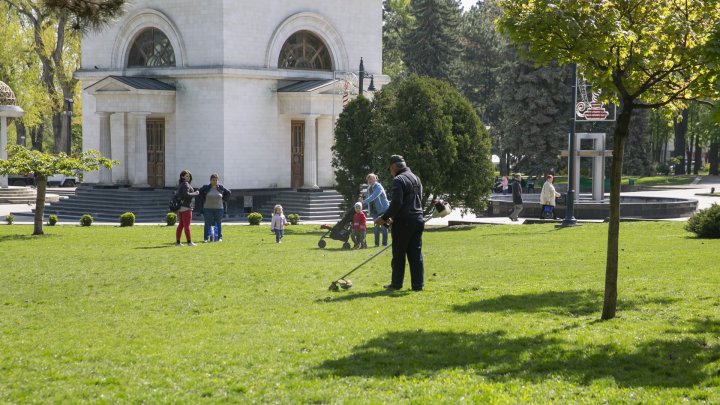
87, 76, 176, 114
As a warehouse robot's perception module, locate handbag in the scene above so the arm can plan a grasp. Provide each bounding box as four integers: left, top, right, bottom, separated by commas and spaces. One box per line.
168, 192, 182, 212
542, 204, 554, 219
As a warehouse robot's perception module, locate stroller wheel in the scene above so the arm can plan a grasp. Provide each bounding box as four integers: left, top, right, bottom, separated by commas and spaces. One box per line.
343, 242, 351, 250
318, 239, 327, 248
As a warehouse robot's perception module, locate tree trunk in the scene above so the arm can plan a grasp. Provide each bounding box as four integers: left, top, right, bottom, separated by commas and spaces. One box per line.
33, 175, 47, 236
14, 121, 27, 147
31, 125, 44, 152
673, 109, 688, 175
602, 103, 633, 320
694, 144, 702, 175
53, 113, 63, 154
687, 129, 694, 174
710, 142, 719, 175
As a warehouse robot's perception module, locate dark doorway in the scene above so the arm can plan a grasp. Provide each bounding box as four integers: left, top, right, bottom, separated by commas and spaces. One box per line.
291, 121, 304, 189
147, 118, 165, 188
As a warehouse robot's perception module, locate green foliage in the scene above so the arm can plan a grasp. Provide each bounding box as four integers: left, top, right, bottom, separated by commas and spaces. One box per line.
119, 212, 135, 227
48, 215, 58, 226
0, 145, 116, 178
287, 213, 300, 225
374, 75, 494, 213
5, 214, 15, 225
0, 223, 718, 402
79, 214, 93, 227
685, 203, 720, 238
165, 212, 177, 226
382, 0, 412, 79
247, 212, 262, 225
332, 96, 376, 204
402, 0, 462, 82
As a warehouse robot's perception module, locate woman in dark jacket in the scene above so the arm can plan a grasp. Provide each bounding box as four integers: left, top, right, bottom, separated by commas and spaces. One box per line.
176, 170, 199, 246
196, 173, 231, 242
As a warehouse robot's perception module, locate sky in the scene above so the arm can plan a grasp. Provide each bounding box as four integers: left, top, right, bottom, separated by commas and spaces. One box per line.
461, 0, 477, 10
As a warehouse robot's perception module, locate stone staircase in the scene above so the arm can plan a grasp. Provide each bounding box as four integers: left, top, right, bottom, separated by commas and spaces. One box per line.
13, 186, 173, 223
0, 186, 61, 204
255, 190, 346, 222
9, 186, 347, 224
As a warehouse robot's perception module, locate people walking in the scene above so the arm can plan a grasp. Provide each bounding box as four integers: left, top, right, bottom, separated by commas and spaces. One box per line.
374, 155, 424, 291
362, 173, 389, 247
270, 204, 288, 243
197, 173, 231, 242
175, 170, 199, 246
540, 174, 561, 219
509, 173, 523, 221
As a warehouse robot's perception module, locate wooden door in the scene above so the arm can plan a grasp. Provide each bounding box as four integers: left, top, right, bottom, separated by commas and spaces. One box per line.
291, 121, 304, 189
146, 118, 165, 188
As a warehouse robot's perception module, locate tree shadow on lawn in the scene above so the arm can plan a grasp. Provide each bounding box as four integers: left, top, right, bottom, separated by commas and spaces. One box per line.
0, 234, 59, 243
452, 290, 678, 317
314, 329, 716, 388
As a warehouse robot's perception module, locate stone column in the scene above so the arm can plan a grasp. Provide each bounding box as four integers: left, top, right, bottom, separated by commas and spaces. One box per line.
303, 114, 319, 189
0, 117, 7, 188
131, 112, 151, 188
98, 112, 112, 185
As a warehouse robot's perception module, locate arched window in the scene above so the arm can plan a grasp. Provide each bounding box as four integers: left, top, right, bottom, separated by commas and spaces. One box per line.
278, 31, 332, 71
128, 28, 176, 68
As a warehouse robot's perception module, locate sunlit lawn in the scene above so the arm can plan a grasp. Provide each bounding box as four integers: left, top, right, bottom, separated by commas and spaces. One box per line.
0, 222, 718, 403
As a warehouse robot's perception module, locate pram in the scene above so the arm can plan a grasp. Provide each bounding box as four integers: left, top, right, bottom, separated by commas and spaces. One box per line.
318, 206, 356, 249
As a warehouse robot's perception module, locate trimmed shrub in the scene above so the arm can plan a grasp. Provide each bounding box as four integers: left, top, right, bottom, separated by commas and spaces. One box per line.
48, 215, 58, 226
247, 212, 263, 225
685, 203, 720, 238
80, 214, 93, 227
5, 214, 15, 225
287, 213, 300, 225
119, 212, 136, 227
166, 212, 177, 226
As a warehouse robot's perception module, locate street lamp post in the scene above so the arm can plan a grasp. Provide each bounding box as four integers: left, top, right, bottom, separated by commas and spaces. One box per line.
64, 98, 73, 154
358, 57, 376, 96
562, 64, 578, 226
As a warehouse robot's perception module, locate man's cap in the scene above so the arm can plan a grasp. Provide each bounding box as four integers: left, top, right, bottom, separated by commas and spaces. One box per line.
389, 155, 405, 165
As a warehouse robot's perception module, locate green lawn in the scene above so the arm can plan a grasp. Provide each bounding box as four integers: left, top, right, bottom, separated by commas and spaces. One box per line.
1, 223, 718, 403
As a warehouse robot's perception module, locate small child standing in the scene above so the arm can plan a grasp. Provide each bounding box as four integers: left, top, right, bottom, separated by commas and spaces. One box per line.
351, 202, 367, 249
270, 204, 289, 243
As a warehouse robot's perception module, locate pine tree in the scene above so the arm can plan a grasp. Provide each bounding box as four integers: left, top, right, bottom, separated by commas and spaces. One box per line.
402, 0, 462, 82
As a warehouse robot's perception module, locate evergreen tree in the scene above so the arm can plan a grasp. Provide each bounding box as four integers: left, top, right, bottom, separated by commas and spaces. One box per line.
495, 56, 572, 177
383, 0, 412, 80
402, 0, 462, 82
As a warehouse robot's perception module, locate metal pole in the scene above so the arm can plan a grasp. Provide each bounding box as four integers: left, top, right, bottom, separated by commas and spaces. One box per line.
65, 99, 73, 154
562, 64, 578, 226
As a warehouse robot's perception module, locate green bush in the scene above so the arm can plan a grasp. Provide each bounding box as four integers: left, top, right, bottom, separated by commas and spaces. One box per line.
48, 215, 58, 226
287, 213, 300, 225
79, 214, 93, 227
5, 214, 15, 225
166, 212, 177, 226
247, 212, 262, 225
119, 212, 136, 227
685, 203, 720, 238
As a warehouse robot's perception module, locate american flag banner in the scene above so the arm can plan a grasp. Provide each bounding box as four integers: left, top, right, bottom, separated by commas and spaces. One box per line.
342, 80, 349, 105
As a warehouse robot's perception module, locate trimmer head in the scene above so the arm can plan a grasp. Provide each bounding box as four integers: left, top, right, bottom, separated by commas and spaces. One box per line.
328, 278, 353, 292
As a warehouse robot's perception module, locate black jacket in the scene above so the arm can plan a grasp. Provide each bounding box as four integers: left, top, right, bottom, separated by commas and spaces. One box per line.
512, 180, 523, 204
177, 181, 197, 209
382, 167, 423, 222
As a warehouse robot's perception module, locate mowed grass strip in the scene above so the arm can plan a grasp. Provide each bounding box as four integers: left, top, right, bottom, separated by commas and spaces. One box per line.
0, 222, 718, 403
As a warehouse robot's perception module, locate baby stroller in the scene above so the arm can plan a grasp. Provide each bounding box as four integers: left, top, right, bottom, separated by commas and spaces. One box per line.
318, 206, 356, 249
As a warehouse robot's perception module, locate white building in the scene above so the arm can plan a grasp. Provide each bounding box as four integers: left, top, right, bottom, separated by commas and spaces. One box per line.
77, 0, 383, 191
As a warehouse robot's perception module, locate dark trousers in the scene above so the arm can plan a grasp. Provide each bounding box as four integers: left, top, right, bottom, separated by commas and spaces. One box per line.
390, 216, 425, 290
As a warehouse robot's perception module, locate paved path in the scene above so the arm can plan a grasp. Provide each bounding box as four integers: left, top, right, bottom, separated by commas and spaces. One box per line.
2, 177, 720, 227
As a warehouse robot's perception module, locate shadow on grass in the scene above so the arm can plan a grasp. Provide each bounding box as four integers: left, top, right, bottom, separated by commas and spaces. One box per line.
426, 225, 477, 233
0, 233, 59, 243
319, 290, 412, 302
134, 243, 176, 249
314, 329, 717, 388
452, 290, 678, 316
